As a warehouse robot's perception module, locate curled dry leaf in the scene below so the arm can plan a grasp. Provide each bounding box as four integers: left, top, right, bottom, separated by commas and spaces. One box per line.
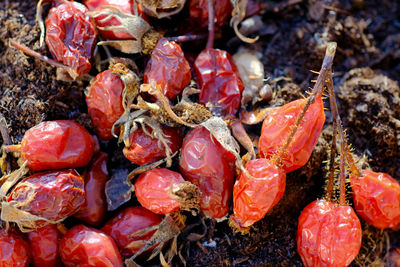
230, 0, 259, 43
140, 0, 185, 18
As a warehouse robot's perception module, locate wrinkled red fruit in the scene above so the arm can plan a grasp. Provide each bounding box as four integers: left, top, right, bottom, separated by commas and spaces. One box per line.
46, 1, 97, 78
102, 207, 163, 258
189, 0, 232, 30
231, 158, 286, 230
27, 224, 61, 267
20, 120, 96, 171
297, 200, 362, 267
135, 168, 185, 214
7, 169, 85, 228
84, 0, 146, 40
195, 48, 244, 117
259, 94, 325, 173
86, 70, 124, 140
74, 152, 109, 226
144, 38, 191, 100
123, 126, 182, 166
179, 126, 235, 219
350, 170, 400, 229
60, 225, 123, 267
0, 229, 30, 267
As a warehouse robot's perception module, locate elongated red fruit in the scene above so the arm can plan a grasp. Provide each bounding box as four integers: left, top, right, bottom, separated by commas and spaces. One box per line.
0, 229, 30, 267
27, 224, 61, 267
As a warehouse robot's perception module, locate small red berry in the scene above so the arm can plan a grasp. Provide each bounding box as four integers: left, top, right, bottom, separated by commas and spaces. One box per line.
27, 224, 61, 267
0, 229, 30, 267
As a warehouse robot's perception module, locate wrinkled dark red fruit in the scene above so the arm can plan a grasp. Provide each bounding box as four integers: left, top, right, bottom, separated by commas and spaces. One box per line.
123, 126, 182, 166
101, 206, 163, 258
60, 225, 123, 267
297, 200, 362, 267
74, 152, 109, 226
20, 120, 96, 171
84, 0, 146, 40
27, 224, 61, 267
259, 94, 325, 173
45, 1, 97, 77
179, 126, 236, 219
231, 158, 286, 231
7, 169, 85, 228
0, 229, 30, 267
350, 170, 400, 229
86, 70, 124, 140
135, 168, 185, 214
189, 0, 232, 30
194, 48, 244, 117
144, 38, 191, 100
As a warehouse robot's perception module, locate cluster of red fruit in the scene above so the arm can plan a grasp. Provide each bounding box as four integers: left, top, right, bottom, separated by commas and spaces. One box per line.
2, 0, 399, 266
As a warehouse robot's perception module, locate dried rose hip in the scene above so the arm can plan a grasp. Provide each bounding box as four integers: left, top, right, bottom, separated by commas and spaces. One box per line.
350, 170, 400, 229
60, 225, 123, 267
101, 206, 163, 258
179, 126, 236, 219
189, 0, 232, 30
17, 120, 96, 171
144, 38, 191, 100
6, 169, 85, 228
135, 168, 199, 215
0, 229, 30, 266
74, 153, 109, 226
45, 0, 97, 78
194, 48, 244, 117
297, 199, 362, 267
259, 94, 325, 173
86, 70, 125, 140
123, 126, 182, 166
230, 158, 286, 232
27, 224, 61, 267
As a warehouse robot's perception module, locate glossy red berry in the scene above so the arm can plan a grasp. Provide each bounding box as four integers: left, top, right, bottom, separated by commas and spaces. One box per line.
123, 126, 182, 166
20, 120, 96, 171
297, 199, 362, 267
144, 38, 191, 100
230, 158, 286, 231
74, 152, 109, 226
194, 48, 244, 117
259, 94, 325, 173
101, 207, 163, 258
0, 229, 30, 267
27, 224, 61, 267
188, 0, 232, 30
135, 168, 185, 214
45, 1, 97, 78
86, 70, 124, 140
179, 126, 236, 219
60, 225, 123, 267
6, 169, 85, 228
350, 170, 400, 229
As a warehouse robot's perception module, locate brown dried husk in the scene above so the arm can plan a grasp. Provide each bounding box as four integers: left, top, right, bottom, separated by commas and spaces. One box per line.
139, 0, 185, 18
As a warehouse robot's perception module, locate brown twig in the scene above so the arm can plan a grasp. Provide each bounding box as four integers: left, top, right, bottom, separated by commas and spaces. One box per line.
206, 0, 215, 49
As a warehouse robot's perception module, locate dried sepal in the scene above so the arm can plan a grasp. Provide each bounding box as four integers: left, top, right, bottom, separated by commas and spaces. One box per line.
230, 0, 259, 43
231, 121, 255, 162
239, 107, 278, 125
36, 0, 52, 47
0, 161, 29, 197
171, 181, 201, 215
140, 0, 186, 18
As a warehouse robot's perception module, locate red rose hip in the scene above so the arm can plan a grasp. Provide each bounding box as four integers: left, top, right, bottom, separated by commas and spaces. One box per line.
0, 229, 30, 267
27, 224, 61, 267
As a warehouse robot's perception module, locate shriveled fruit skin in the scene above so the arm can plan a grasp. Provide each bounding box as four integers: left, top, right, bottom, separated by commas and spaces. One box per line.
60, 225, 123, 267
259, 94, 325, 173
27, 224, 61, 267
21, 120, 96, 171
7, 169, 85, 228
0, 229, 30, 267
135, 168, 184, 214
74, 153, 109, 226
350, 170, 400, 229
231, 159, 286, 229
45, 1, 97, 77
189, 0, 232, 29
179, 126, 235, 219
195, 48, 244, 117
86, 70, 124, 140
144, 38, 191, 100
123, 126, 182, 166
297, 200, 362, 267
101, 207, 163, 258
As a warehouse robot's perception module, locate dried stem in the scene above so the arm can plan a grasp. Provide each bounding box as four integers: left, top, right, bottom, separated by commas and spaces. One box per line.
167, 34, 207, 43
275, 42, 337, 167
2, 144, 21, 153
206, 0, 215, 49
0, 114, 12, 174
325, 94, 337, 200
231, 121, 256, 160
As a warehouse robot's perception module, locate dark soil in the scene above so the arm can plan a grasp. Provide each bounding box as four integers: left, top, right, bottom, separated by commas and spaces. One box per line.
0, 0, 399, 266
